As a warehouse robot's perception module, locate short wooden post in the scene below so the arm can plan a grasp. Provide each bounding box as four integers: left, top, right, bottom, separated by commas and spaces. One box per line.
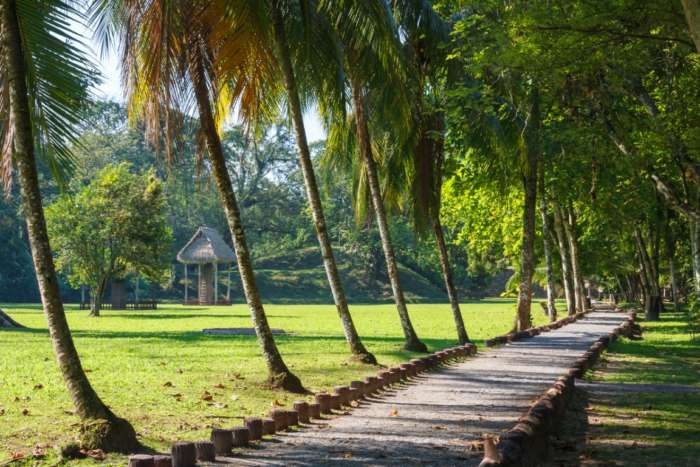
286, 409, 299, 426
210, 429, 233, 455
350, 380, 365, 398
184, 265, 188, 303
171, 442, 196, 467
245, 417, 263, 441
334, 386, 350, 406
315, 393, 332, 414
232, 427, 250, 447
262, 418, 276, 435
308, 402, 321, 419
214, 262, 218, 305
329, 394, 341, 410
270, 408, 287, 431
293, 401, 309, 423
195, 441, 215, 462
152, 455, 172, 467
128, 454, 154, 467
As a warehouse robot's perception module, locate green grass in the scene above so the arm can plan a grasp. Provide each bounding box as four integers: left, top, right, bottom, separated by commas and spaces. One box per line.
0, 298, 548, 464
579, 310, 700, 465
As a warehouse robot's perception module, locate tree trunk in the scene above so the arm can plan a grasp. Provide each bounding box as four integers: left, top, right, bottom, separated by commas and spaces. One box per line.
563, 207, 586, 312
691, 219, 700, 296
349, 73, 427, 352
188, 50, 304, 392
0, 0, 138, 451
682, 0, 700, 53
89, 278, 107, 317
0, 308, 24, 328
271, 3, 375, 364
635, 228, 662, 321
433, 217, 469, 343
514, 87, 540, 332
553, 204, 576, 314
538, 163, 557, 321
664, 215, 681, 311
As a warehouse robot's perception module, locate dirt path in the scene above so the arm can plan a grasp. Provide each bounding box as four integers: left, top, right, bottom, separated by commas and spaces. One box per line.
228, 307, 627, 466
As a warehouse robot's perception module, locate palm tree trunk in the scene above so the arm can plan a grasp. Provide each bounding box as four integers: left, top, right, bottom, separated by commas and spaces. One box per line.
270, 2, 375, 364
189, 51, 304, 392
553, 204, 576, 314
349, 73, 427, 352
538, 164, 557, 321
0, 0, 138, 451
433, 217, 469, 343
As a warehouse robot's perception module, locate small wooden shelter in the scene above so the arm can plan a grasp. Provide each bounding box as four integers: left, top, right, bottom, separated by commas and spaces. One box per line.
177, 226, 236, 305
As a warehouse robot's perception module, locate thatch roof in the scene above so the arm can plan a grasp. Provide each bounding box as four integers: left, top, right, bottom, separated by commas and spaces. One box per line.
177, 226, 236, 264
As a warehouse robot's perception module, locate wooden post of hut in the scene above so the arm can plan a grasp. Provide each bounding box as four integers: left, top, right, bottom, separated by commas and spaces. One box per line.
176, 226, 236, 305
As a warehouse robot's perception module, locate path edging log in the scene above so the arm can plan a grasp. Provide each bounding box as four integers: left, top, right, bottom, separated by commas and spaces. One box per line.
145, 342, 478, 462
478, 308, 639, 467
485, 309, 592, 347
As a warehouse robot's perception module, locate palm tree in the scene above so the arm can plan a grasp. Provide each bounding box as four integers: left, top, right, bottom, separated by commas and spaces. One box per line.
391, 0, 470, 344
93, 0, 304, 392
0, 0, 138, 451
268, 0, 376, 363
320, 0, 428, 352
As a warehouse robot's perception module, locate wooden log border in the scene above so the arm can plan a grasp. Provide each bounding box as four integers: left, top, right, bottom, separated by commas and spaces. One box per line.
485, 309, 594, 347
478, 309, 638, 467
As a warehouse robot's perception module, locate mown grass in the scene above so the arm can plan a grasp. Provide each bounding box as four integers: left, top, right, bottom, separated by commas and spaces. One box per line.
0, 299, 549, 464
578, 310, 700, 465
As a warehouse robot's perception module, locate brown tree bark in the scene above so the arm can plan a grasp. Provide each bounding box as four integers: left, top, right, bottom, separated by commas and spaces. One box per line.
664, 213, 681, 311
188, 49, 304, 392
0, 0, 138, 451
538, 163, 557, 321
349, 73, 427, 352
270, 2, 376, 364
635, 228, 662, 321
681, 0, 700, 53
553, 204, 576, 314
691, 219, 700, 296
563, 207, 586, 312
514, 87, 539, 332
433, 217, 470, 343
0, 308, 24, 328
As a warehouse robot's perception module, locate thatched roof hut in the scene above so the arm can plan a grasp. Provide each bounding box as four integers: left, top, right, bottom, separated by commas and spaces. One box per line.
177, 226, 236, 264
177, 226, 236, 305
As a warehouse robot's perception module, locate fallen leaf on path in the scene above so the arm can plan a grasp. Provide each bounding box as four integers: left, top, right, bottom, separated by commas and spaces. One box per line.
213, 383, 226, 389
389, 409, 399, 417
84, 449, 105, 461
350, 401, 359, 408
343, 452, 353, 459
11, 451, 25, 461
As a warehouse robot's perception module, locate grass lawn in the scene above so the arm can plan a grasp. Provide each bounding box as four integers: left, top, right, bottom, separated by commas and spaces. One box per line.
0, 298, 548, 464
550, 309, 700, 466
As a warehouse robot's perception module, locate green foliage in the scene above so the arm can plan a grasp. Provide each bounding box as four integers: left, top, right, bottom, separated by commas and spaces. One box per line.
45, 163, 172, 300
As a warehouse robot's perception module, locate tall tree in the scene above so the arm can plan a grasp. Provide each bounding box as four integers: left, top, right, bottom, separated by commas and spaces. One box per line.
0, 0, 138, 451
268, 0, 376, 363
95, 0, 304, 391
538, 162, 557, 321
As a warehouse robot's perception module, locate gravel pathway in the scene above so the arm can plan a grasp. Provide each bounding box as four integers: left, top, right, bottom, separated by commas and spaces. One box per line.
226, 307, 627, 466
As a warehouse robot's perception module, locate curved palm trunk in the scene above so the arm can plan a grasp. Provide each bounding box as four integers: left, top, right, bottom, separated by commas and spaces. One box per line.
0, 0, 138, 451
538, 166, 556, 321
349, 74, 427, 352
271, 3, 375, 364
433, 217, 469, 343
189, 53, 304, 392
553, 204, 576, 314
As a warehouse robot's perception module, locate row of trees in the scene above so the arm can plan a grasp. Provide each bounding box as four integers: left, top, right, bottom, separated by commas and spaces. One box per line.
1, 0, 698, 454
